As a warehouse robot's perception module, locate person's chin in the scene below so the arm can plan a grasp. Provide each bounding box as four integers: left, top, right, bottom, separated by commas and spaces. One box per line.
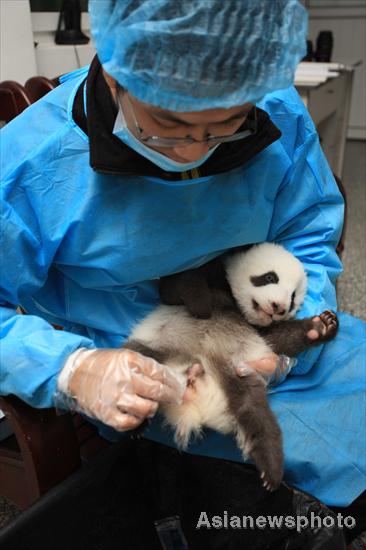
150, 146, 187, 163
169, 154, 189, 162
163, 151, 190, 163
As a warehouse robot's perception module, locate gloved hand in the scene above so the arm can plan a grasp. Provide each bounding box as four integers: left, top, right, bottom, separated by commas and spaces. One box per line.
236, 354, 297, 386
56, 348, 186, 431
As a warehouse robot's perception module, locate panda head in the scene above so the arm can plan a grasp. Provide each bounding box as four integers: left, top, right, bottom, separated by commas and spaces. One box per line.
225, 243, 307, 327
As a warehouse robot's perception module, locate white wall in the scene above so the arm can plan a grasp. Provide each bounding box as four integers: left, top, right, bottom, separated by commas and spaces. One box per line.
0, 0, 37, 84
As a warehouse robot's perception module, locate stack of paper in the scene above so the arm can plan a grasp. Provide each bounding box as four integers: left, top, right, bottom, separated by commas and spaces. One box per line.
295, 62, 347, 86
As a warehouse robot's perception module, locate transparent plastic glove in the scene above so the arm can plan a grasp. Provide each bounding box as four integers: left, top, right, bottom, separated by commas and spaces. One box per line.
265, 355, 297, 386
236, 354, 297, 386
55, 348, 186, 432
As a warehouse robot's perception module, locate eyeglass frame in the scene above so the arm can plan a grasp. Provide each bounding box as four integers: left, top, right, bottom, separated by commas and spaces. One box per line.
118, 89, 258, 148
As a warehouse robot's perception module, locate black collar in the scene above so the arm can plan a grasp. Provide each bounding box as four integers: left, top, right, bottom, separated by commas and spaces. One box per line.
72, 56, 282, 181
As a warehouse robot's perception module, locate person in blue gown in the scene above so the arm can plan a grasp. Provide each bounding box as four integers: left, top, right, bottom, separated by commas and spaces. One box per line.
1, 1, 365, 547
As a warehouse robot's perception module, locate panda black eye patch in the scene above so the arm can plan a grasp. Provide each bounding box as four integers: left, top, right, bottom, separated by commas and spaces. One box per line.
289, 291, 296, 312
250, 271, 279, 287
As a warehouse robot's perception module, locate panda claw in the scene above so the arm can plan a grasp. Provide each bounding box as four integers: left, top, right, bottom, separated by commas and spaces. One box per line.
308, 310, 338, 343
261, 472, 275, 491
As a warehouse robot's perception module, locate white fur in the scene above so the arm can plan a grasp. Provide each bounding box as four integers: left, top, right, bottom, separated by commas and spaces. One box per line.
161, 368, 234, 448
225, 243, 307, 327
129, 305, 271, 447
130, 308, 240, 444
130, 305, 272, 362
128, 242, 307, 449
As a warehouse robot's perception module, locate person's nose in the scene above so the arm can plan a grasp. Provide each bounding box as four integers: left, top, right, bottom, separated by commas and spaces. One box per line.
173, 140, 211, 162
173, 128, 211, 161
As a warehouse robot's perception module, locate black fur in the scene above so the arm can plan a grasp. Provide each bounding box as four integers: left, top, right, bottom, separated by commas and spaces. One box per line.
289, 290, 296, 312
250, 271, 279, 287
126, 254, 339, 491
215, 354, 284, 490
159, 256, 230, 319
260, 311, 339, 356
125, 308, 338, 491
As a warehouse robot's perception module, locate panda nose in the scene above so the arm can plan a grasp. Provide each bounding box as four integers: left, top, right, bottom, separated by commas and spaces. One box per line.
271, 302, 286, 315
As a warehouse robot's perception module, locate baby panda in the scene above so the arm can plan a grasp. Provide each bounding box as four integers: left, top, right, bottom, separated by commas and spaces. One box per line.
124, 243, 338, 491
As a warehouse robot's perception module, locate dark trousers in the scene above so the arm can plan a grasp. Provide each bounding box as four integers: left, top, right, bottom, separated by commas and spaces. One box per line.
1, 438, 364, 550
133, 438, 364, 549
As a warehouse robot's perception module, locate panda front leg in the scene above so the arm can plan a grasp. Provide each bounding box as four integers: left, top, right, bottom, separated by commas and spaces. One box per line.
262, 310, 339, 357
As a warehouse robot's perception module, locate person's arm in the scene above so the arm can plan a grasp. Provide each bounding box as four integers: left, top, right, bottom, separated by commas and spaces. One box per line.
267, 129, 344, 375
1, 139, 185, 419
0, 185, 97, 407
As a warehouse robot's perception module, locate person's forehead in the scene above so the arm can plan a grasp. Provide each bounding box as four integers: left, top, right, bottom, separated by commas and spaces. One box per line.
131, 93, 253, 125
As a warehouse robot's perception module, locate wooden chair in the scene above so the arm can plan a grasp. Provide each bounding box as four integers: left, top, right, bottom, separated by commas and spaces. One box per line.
0, 81, 32, 123
0, 77, 60, 124
25, 76, 59, 103
0, 396, 109, 510
0, 396, 80, 509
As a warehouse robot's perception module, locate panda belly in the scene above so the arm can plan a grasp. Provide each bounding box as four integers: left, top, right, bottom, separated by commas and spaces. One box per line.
129, 305, 273, 361
128, 305, 274, 447
129, 305, 204, 356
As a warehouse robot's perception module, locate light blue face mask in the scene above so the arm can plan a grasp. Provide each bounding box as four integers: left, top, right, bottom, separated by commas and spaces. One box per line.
112, 107, 220, 173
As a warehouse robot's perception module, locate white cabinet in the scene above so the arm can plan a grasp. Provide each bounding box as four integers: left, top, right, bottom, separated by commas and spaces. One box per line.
32, 12, 96, 79
307, 2, 366, 139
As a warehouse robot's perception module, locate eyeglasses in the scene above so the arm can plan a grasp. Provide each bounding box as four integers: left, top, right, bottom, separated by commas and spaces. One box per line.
119, 90, 257, 148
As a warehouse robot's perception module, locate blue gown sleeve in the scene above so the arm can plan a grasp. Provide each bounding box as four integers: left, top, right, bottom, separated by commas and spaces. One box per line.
0, 173, 95, 409
268, 130, 344, 375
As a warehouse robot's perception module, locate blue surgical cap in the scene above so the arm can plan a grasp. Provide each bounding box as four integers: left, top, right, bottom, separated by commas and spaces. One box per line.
89, 0, 307, 112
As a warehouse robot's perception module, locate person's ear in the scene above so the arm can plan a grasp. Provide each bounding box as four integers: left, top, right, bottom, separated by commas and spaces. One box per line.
102, 69, 118, 103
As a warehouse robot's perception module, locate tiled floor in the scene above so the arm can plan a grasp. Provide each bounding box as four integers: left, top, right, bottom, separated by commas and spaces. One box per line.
0, 140, 365, 531
0, 496, 20, 529
337, 140, 366, 320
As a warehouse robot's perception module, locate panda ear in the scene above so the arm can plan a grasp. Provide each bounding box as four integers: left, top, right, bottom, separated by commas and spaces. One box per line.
250, 271, 279, 287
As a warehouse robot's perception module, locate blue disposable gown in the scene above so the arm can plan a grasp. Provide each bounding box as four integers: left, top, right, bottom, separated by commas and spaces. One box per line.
1, 67, 365, 507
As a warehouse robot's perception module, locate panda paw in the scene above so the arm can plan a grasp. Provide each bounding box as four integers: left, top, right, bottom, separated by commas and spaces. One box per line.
237, 430, 284, 492
307, 310, 339, 342
252, 445, 284, 492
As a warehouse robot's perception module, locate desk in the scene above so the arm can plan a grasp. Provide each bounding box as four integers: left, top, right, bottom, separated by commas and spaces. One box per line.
295, 62, 359, 178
